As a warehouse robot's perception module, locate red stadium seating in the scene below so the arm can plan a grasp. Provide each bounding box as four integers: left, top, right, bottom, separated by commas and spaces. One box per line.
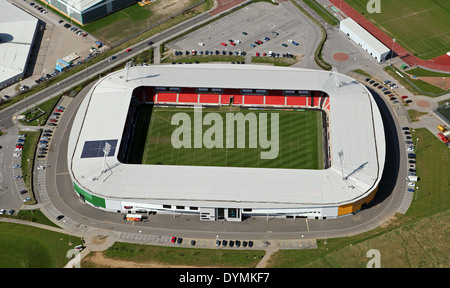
322, 97, 330, 110
156, 92, 177, 103
286, 96, 307, 106
150, 87, 328, 111
220, 94, 231, 104
178, 93, 198, 103
233, 94, 243, 104
199, 94, 220, 104
265, 95, 285, 105
243, 95, 265, 105
221, 89, 241, 105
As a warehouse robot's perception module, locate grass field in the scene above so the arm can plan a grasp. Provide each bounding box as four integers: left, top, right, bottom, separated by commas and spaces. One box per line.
128, 106, 324, 169
0, 223, 82, 268
345, 0, 450, 59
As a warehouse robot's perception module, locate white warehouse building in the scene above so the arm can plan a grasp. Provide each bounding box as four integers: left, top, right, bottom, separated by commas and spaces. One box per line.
340, 17, 390, 63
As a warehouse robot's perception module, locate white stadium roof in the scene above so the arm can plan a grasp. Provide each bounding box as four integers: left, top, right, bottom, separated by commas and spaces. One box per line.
68, 64, 385, 210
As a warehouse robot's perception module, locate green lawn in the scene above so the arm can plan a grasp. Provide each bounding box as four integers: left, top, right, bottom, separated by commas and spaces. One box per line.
85, 242, 265, 268
129, 106, 323, 169
346, 0, 450, 59
0, 223, 82, 268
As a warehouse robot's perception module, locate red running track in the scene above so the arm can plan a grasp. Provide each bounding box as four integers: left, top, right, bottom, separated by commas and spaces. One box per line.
330, 0, 450, 72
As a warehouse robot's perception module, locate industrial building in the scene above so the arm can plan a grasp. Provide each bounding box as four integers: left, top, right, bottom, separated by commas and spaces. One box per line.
340, 17, 391, 63
68, 64, 386, 221
0, 0, 38, 89
42, 0, 137, 24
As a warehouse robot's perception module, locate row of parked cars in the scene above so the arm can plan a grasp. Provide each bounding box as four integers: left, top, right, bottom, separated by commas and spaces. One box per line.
0, 209, 15, 216
404, 126, 418, 191
364, 77, 413, 104
29, 2, 48, 14
13, 135, 32, 203
170, 236, 255, 248
175, 50, 247, 57
35, 70, 60, 84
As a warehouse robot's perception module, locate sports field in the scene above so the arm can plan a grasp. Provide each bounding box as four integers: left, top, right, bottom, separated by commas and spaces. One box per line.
345, 0, 450, 60
128, 106, 324, 169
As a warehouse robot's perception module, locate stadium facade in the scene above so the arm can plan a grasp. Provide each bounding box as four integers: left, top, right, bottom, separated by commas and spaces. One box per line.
68, 64, 386, 221
42, 0, 137, 24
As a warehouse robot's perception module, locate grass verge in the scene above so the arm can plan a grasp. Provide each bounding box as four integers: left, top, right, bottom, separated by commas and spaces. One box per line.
0, 222, 82, 268
82, 242, 265, 268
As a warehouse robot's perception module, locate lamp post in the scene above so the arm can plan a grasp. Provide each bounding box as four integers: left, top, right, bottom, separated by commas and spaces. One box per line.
390, 38, 396, 65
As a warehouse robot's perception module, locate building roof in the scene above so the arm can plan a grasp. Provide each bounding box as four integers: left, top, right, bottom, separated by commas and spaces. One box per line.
64, 0, 103, 12
0, 0, 38, 84
68, 64, 385, 209
340, 17, 390, 56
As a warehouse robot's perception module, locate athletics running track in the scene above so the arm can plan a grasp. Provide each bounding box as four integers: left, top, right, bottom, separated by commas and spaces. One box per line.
329, 0, 450, 72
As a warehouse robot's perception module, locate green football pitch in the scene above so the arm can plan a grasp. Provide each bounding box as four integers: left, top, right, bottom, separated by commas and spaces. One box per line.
128, 106, 324, 169
345, 0, 450, 60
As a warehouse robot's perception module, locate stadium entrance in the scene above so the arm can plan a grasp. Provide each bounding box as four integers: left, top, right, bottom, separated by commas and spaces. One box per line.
200, 208, 242, 222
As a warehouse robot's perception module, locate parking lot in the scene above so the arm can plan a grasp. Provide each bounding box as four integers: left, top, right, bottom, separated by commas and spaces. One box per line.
166, 1, 319, 63
0, 0, 101, 100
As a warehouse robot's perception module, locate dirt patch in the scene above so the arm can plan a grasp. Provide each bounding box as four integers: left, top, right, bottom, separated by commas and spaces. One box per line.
152, 0, 191, 16
333, 52, 350, 62
416, 99, 431, 108
380, 214, 399, 229
82, 251, 204, 268
417, 76, 450, 91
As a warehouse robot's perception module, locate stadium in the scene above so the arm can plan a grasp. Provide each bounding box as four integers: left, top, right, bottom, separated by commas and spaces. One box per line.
67, 64, 386, 221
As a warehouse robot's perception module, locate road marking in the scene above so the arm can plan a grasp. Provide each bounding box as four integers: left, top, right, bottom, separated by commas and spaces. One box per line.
56, 172, 70, 175
306, 218, 310, 231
